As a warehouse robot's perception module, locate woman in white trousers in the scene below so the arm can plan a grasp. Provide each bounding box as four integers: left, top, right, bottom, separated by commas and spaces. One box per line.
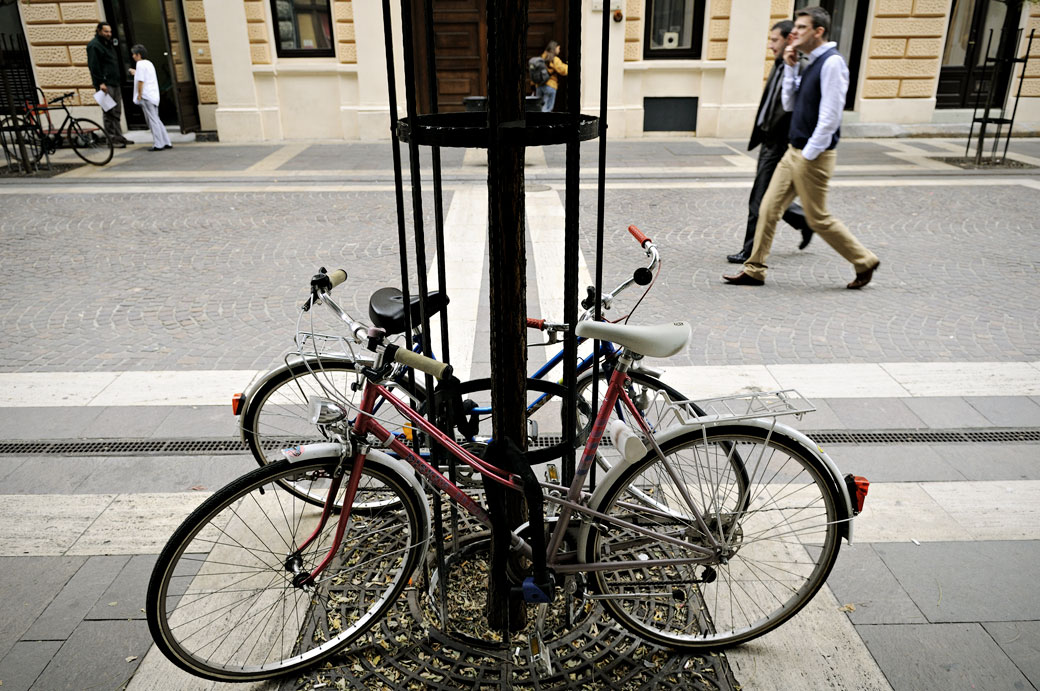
130, 45, 171, 151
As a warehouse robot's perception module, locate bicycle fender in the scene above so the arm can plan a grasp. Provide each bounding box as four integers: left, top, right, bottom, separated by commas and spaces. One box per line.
578, 419, 855, 554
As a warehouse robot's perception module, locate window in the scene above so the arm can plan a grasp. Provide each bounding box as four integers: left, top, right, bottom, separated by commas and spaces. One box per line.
643, 0, 705, 59
270, 0, 334, 57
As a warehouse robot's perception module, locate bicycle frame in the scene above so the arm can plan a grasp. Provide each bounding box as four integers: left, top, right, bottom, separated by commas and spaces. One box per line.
292, 353, 718, 586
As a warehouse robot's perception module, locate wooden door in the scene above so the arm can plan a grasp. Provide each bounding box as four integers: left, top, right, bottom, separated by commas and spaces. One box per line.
411, 0, 568, 113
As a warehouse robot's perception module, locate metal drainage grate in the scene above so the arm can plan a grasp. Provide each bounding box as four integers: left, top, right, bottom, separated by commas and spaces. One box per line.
807, 429, 1040, 445
0, 429, 1037, 456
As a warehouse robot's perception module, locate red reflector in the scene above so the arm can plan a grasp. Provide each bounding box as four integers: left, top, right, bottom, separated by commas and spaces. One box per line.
846, 474, 869, 514
231, 393, 245, 416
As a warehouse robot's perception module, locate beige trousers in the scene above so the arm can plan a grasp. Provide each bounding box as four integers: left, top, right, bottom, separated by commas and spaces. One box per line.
743, 147, 877, 281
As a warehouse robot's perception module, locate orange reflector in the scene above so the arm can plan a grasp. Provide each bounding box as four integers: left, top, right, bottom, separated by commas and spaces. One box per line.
231, 393, 245, 416
845, 474, 869, 514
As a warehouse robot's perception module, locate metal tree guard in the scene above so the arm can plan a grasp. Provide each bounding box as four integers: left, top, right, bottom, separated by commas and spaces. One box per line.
381, 0, 604, 637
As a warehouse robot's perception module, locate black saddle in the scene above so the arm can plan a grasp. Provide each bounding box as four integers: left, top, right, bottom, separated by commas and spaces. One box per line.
368, 287, 449, 335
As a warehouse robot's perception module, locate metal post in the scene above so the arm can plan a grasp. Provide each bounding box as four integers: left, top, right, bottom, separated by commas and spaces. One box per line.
484, 0, 529, 634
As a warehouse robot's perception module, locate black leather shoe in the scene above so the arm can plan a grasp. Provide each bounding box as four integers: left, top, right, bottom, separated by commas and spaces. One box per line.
148, 146, 162, 151
799, 228, 814, 250
847, 260, 880, 289
722, 272, 765, 286
726, 252, 749, 264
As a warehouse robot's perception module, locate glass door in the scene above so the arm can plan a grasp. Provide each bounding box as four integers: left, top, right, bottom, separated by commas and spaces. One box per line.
938, 0, 1020, 109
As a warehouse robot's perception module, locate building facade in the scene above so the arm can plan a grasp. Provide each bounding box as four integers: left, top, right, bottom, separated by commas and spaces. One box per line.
4, 0, 1040, 141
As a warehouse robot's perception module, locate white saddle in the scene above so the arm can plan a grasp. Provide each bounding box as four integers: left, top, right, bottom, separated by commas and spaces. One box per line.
575, 320, 691, 358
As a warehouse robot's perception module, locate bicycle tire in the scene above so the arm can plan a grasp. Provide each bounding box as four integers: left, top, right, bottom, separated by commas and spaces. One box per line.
0, 115, 44, 164
146, 454, 428, 682
241, 356, 424, 507
583, 424, 842, 650
69, 117, 113, 165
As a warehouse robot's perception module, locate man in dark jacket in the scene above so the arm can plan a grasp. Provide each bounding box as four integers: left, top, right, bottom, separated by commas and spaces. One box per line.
727, 19, 814, 264
86, 22, 128, 147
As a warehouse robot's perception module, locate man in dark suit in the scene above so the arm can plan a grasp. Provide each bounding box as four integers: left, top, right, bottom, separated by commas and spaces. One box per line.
727, 19, 814, 264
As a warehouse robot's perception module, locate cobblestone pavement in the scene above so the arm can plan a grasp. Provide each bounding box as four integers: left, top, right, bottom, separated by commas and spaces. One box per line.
1, 138, 1039, 691
0, 180, 1037, 372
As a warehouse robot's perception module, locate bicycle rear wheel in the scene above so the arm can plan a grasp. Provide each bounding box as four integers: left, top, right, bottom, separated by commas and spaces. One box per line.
240, 357, 423, 507
146, 454, 428, 682
584, 424, 842, 650
69, 117, 113, 165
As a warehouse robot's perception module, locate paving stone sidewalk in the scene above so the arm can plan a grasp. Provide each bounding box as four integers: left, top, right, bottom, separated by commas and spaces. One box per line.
0, 136, 1038, 690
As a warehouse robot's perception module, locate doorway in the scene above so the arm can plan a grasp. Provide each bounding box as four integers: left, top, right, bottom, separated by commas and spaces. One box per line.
102, 0, 200, 133
937, 0, 1021, 109
410, 0, 570, 113
793, 0, 870, 109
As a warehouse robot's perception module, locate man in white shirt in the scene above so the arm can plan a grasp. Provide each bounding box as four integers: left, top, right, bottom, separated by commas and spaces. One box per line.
724, 6, 880, 289
130, 45, 172, 151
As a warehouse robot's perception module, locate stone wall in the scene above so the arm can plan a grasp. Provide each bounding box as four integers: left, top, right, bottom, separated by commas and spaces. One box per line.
182, 0, 215, 105
244, 0, 271, 65
1021, 5, 1040, 96
862, 0, 946, 99
624, 0, 641, 61
20, 0, 100, 107
333, 0, 356, 64
707, 0, 729, 60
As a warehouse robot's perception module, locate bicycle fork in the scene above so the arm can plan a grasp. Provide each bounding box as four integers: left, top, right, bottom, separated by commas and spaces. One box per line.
284, 442, 370, 589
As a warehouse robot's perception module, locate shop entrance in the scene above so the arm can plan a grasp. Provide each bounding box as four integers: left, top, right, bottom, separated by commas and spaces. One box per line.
102, 0, 200, 132
937, 0, 1021, 109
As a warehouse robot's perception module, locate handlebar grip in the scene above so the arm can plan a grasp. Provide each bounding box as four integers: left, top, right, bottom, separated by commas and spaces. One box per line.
392, 346, 453, 380
526, 318, 546, 330
627, 225, 651, 247
327, 269, 347, 289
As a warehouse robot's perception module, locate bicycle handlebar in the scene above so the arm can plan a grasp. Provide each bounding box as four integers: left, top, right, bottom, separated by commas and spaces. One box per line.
627, 224, 651, 247
48, 92, 75, 105
526, 317, 546, 331
389, 344, 452, 380
307, 268, 451, 380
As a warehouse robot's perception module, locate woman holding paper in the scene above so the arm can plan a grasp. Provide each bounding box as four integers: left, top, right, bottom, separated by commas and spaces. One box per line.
130, 45, 171, 151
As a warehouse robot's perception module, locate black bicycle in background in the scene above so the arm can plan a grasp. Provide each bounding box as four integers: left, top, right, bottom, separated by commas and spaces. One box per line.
0, 88, 113, 167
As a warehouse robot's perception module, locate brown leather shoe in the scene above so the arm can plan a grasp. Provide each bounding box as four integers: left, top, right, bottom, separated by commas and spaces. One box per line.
847, 261, 880, 289
722, 271, 765, 286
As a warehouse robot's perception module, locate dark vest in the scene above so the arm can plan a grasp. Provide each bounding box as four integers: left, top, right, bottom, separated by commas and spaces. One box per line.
788, 46, 842, 151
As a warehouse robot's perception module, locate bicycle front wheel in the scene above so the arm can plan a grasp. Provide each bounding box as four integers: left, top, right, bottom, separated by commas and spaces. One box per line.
584, 425, 842, 650
146, 455, 428, 682
69, 117, 113, 165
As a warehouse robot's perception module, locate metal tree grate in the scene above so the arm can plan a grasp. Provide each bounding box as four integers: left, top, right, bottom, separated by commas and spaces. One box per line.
288, 503, 739, 691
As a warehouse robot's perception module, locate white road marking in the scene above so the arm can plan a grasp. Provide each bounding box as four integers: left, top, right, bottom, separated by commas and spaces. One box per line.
2, 361, 1038, 407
